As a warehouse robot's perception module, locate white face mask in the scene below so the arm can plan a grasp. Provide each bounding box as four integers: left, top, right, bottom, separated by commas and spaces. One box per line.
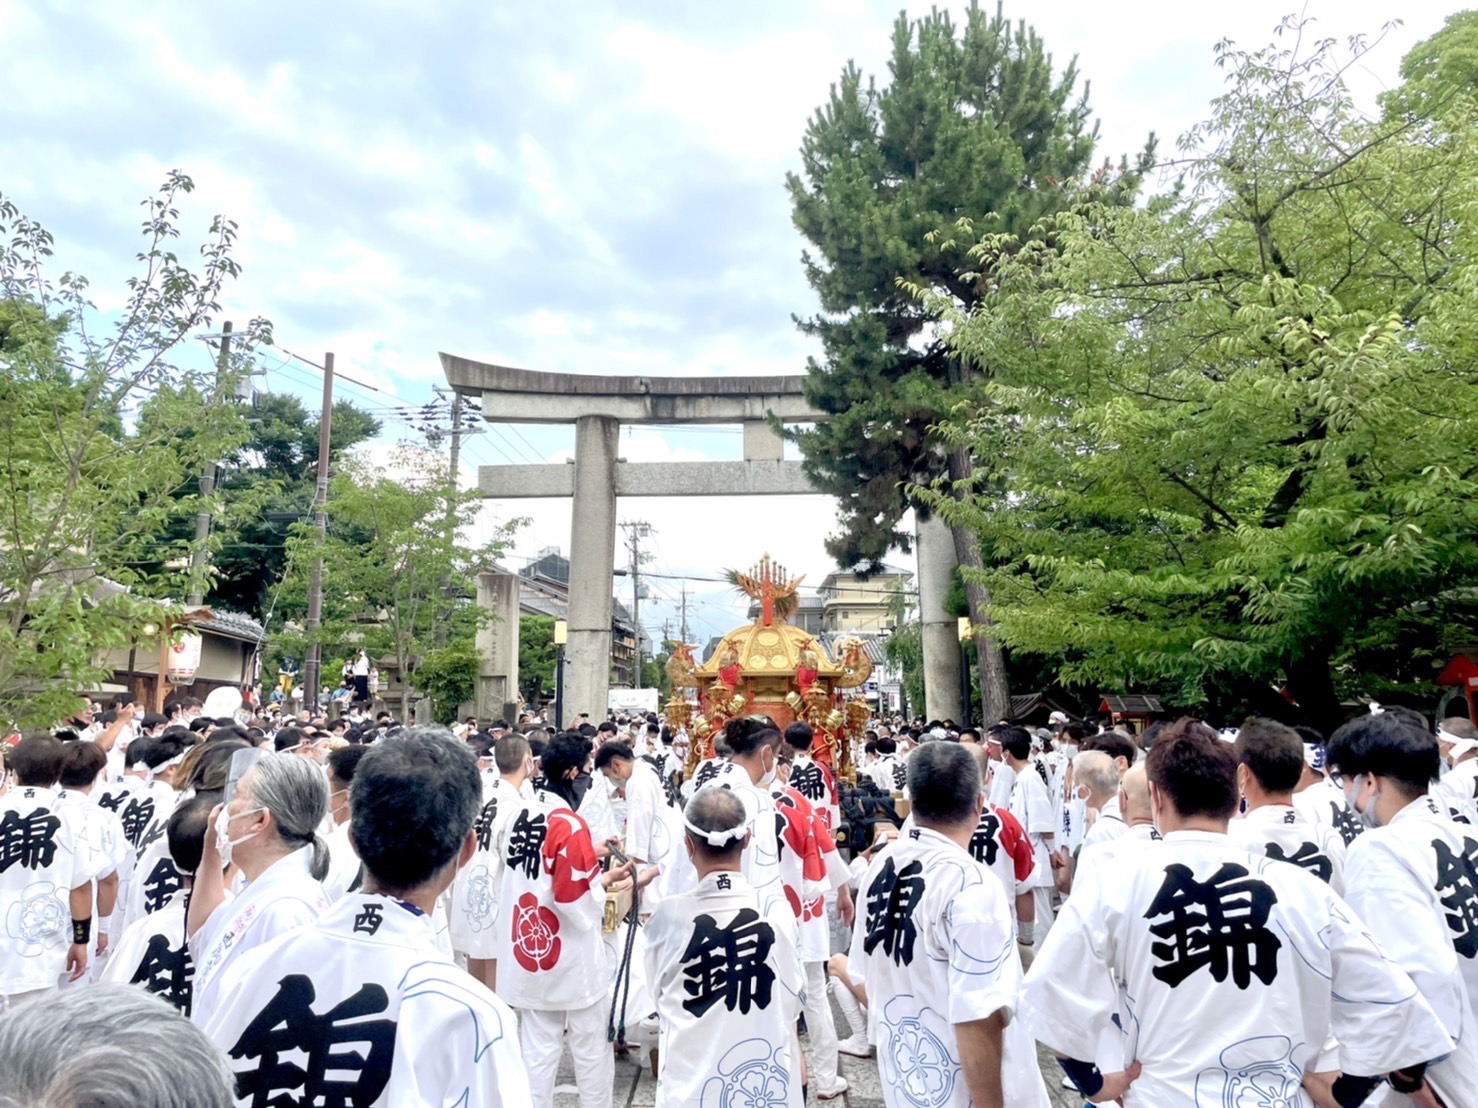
1344, 775, 1381, 829
758, 749, 778, 788
215, 805, 265, 866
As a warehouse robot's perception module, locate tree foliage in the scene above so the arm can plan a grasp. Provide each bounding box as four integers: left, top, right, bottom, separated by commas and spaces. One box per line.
519, 615, 557, 708
275, 447, 517, 719
0, 174, 270, 729
922, 19, 1478, 732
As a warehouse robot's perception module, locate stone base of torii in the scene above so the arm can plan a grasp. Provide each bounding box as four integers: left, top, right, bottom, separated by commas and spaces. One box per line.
441, 354, 965, 726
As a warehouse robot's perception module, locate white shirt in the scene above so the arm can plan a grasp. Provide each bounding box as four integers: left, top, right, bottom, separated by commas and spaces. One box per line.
205, 894, 531, 1107
986, 760, 1017, 810
1080, 796, 1128, 853
1434, 758, 1478, 826
0, 785, 88, 993
869, 754, 907, 795
1292, 777, 1364, 848
189, 847, 329, 1028
850, 825, 1049, 1108
644, 870, 804, 1108
100, 888, 193, 1014
1023, 829, 1454, 1105
1009, 764, 1057, 890
321, 819, 361, 903
448, 778, 523, 958
1228, 802, 1347, 896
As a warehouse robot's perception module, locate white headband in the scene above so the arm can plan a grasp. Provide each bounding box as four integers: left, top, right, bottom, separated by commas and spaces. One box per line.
1438, 727, 1478, 760
144, 752, 186, 781
1368, 702, 1385, 715
683, 814, 749, 848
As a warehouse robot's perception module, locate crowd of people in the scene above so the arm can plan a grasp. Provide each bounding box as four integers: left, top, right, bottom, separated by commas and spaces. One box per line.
1, 691, 1477, 1106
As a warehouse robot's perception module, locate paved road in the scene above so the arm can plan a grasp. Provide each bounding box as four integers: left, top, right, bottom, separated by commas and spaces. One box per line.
551, 996, 1083, 1107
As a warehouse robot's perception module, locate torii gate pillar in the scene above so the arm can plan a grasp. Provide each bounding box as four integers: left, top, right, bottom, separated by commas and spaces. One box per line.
567, 416, 619, 720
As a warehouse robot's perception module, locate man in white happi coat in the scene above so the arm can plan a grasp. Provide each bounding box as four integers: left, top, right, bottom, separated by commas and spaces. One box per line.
785, 721, 841, 835
187, 753, 331, 1029
850, 741, 1049, 1108
204, 728, 531, 1106
102, 789, 215, 1014
1229, 719, 1347, 895
1024, 719, 1456, 1107
496, 733, 637, 1108
963, 745, 1038, 937
53, 741, 126, 981
1329, 710, 1478, 1103
1433, 716, 1478, 827
0, 737, 92, 1010
1292, 726, 1366, 849
593, 740, 682, 893
320, 744, 369, 901
868, 736, 907, 795
1001, 726, 1059, 941
645, 786, 805, 1108
450, 733, 532, 991
1074, 750, 1127, 856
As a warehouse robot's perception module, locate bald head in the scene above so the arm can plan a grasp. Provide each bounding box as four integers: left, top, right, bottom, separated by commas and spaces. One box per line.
1072, 750, 1119, 806
1119, 763, 1152, 825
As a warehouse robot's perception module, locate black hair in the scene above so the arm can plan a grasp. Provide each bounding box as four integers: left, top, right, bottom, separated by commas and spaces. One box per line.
10, 736, 65, 786
168, 789, 220, 876
57, 741, 106, 788
999, 726, 1032, 761
874, 736, 898, 756
349, 729, 482, 893
1145, 719, 1238, 821
137, 734, 189, 770
187, 717, 213, 734
1326, 713, 1439, 797
725, 718, 781, 758
907, 743, 981, 825
1234, 718, 1305, 794
592, 741, 634, 771
539, 733, 591, 807
1084, 730, 1138, 768
274, 727, 306, 753
597, 721, 617, 735
180, 738, 250, 793
1140, 720, 1167, 751
1379, 705, 1430, 734
327, 744, 370, 786
783, 721, 814, 753
1293, 725, 1326, 747
863, 740, 877, 757
959, 728, 981, 743
1062, 720, 1094, 744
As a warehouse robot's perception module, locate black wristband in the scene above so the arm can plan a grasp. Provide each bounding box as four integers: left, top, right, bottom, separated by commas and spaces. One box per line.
1058, 1057, 1104, 1098
72, 917, 91, 944
1387, 1064, 1428, 1095
1330, 1074, 1382, 1108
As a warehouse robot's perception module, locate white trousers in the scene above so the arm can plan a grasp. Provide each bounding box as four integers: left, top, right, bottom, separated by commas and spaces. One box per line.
1031, 885, 1056, 943
520, 998, 613, 1108
802, 960, 841, 1092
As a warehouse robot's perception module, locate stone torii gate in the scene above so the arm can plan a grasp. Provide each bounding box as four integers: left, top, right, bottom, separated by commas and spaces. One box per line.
441, 355, 964, 723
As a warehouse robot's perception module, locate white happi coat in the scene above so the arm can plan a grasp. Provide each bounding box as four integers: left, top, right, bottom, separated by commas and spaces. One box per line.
1293, 777, 1364, 848
788, 753, 840, 834
1080, 795, 1129, 853
204, 894, 531, 1107
94, 775, 177, 854
621, 760, 681, 874
189, 846, 330, 1028
0, 785, 88, 994
850, 825, 1049, 1108
100, 887, 193, 1014
644, 870, 804, 1108
711, 769, 790, 922
869, 754, 907, 795
1228, 802, 1347, 896
1023, 829, 1454, 1107
1342, 794, 1478, 1094
966, 802, 1036, 924
113, 833, 184, 942
1433, 758, 1478, 826
1009, 765, 1057, 891
985, 759, 1016, 810
321, 818, 360, 902
54, 788, 128, 923
449, 777, 525, 957
494, 787, 608, 1012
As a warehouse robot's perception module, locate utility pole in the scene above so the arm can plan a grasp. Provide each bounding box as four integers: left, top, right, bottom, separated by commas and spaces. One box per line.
187, 321, 232, 606
679, 583, 690, 644
620, 521, 651, 687
304, 352, 335, 713
435, 393, 464, 647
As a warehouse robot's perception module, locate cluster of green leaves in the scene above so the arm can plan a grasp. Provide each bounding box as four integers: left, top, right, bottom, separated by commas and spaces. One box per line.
0, 174, 270, 729
920, 17, 1478, 730
272, 446, 518, 721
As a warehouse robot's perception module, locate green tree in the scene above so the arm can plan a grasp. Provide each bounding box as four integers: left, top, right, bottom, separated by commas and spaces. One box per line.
519, 615, 558, 708
923, 21, 1478, 732
276, 447, 517, 720
0, 174, 270, 729
415, 640, 480, 724
786, 1, 1150, 722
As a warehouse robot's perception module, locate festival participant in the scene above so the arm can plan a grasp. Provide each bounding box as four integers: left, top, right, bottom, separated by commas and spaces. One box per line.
53, 742, 126, 981
1074, 750, 1126, 854
1001, 726, 1059, 940
102, 791, 216, 1014
712, 718, 789, 917
0, 984, 234, 1108
983, 728, 1015, 808
867, 735, 906, 794
497, 732, 636, 1108
1024, 719, 1455, 1106
1076, 763, 1161, 873
963, 745, 1036, 936
204, 727, 531, 1105
785, 721, 840, 833
593, 740, 681, 882
449, 734, 532, 991
95, 732, 187, 851
850, 742, 1049, 1108
1229, 719, 1346, 894
1433, 716, 1478, 825
0, 737, 92, 1009
644, 787, 804, 1107
186, 753, 331, 1028
1291, 725, 1365, 848
1329, 711, 1478, 1100
321, 744, 368, 901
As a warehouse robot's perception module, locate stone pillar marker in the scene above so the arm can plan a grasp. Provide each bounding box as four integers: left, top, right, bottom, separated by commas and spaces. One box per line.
917, 514, 964, 723
566, 415, 619, 718
475, 571, 521, 725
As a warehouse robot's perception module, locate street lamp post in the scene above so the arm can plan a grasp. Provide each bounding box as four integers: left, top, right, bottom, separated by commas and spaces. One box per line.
553, 619, 568, 731
958, 617, 973, 729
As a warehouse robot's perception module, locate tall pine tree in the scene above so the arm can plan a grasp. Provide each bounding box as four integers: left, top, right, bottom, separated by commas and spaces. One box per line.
787, 1, 1149, 720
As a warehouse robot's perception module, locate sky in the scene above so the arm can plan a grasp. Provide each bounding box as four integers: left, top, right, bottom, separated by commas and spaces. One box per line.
0, 0, 1460, 648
